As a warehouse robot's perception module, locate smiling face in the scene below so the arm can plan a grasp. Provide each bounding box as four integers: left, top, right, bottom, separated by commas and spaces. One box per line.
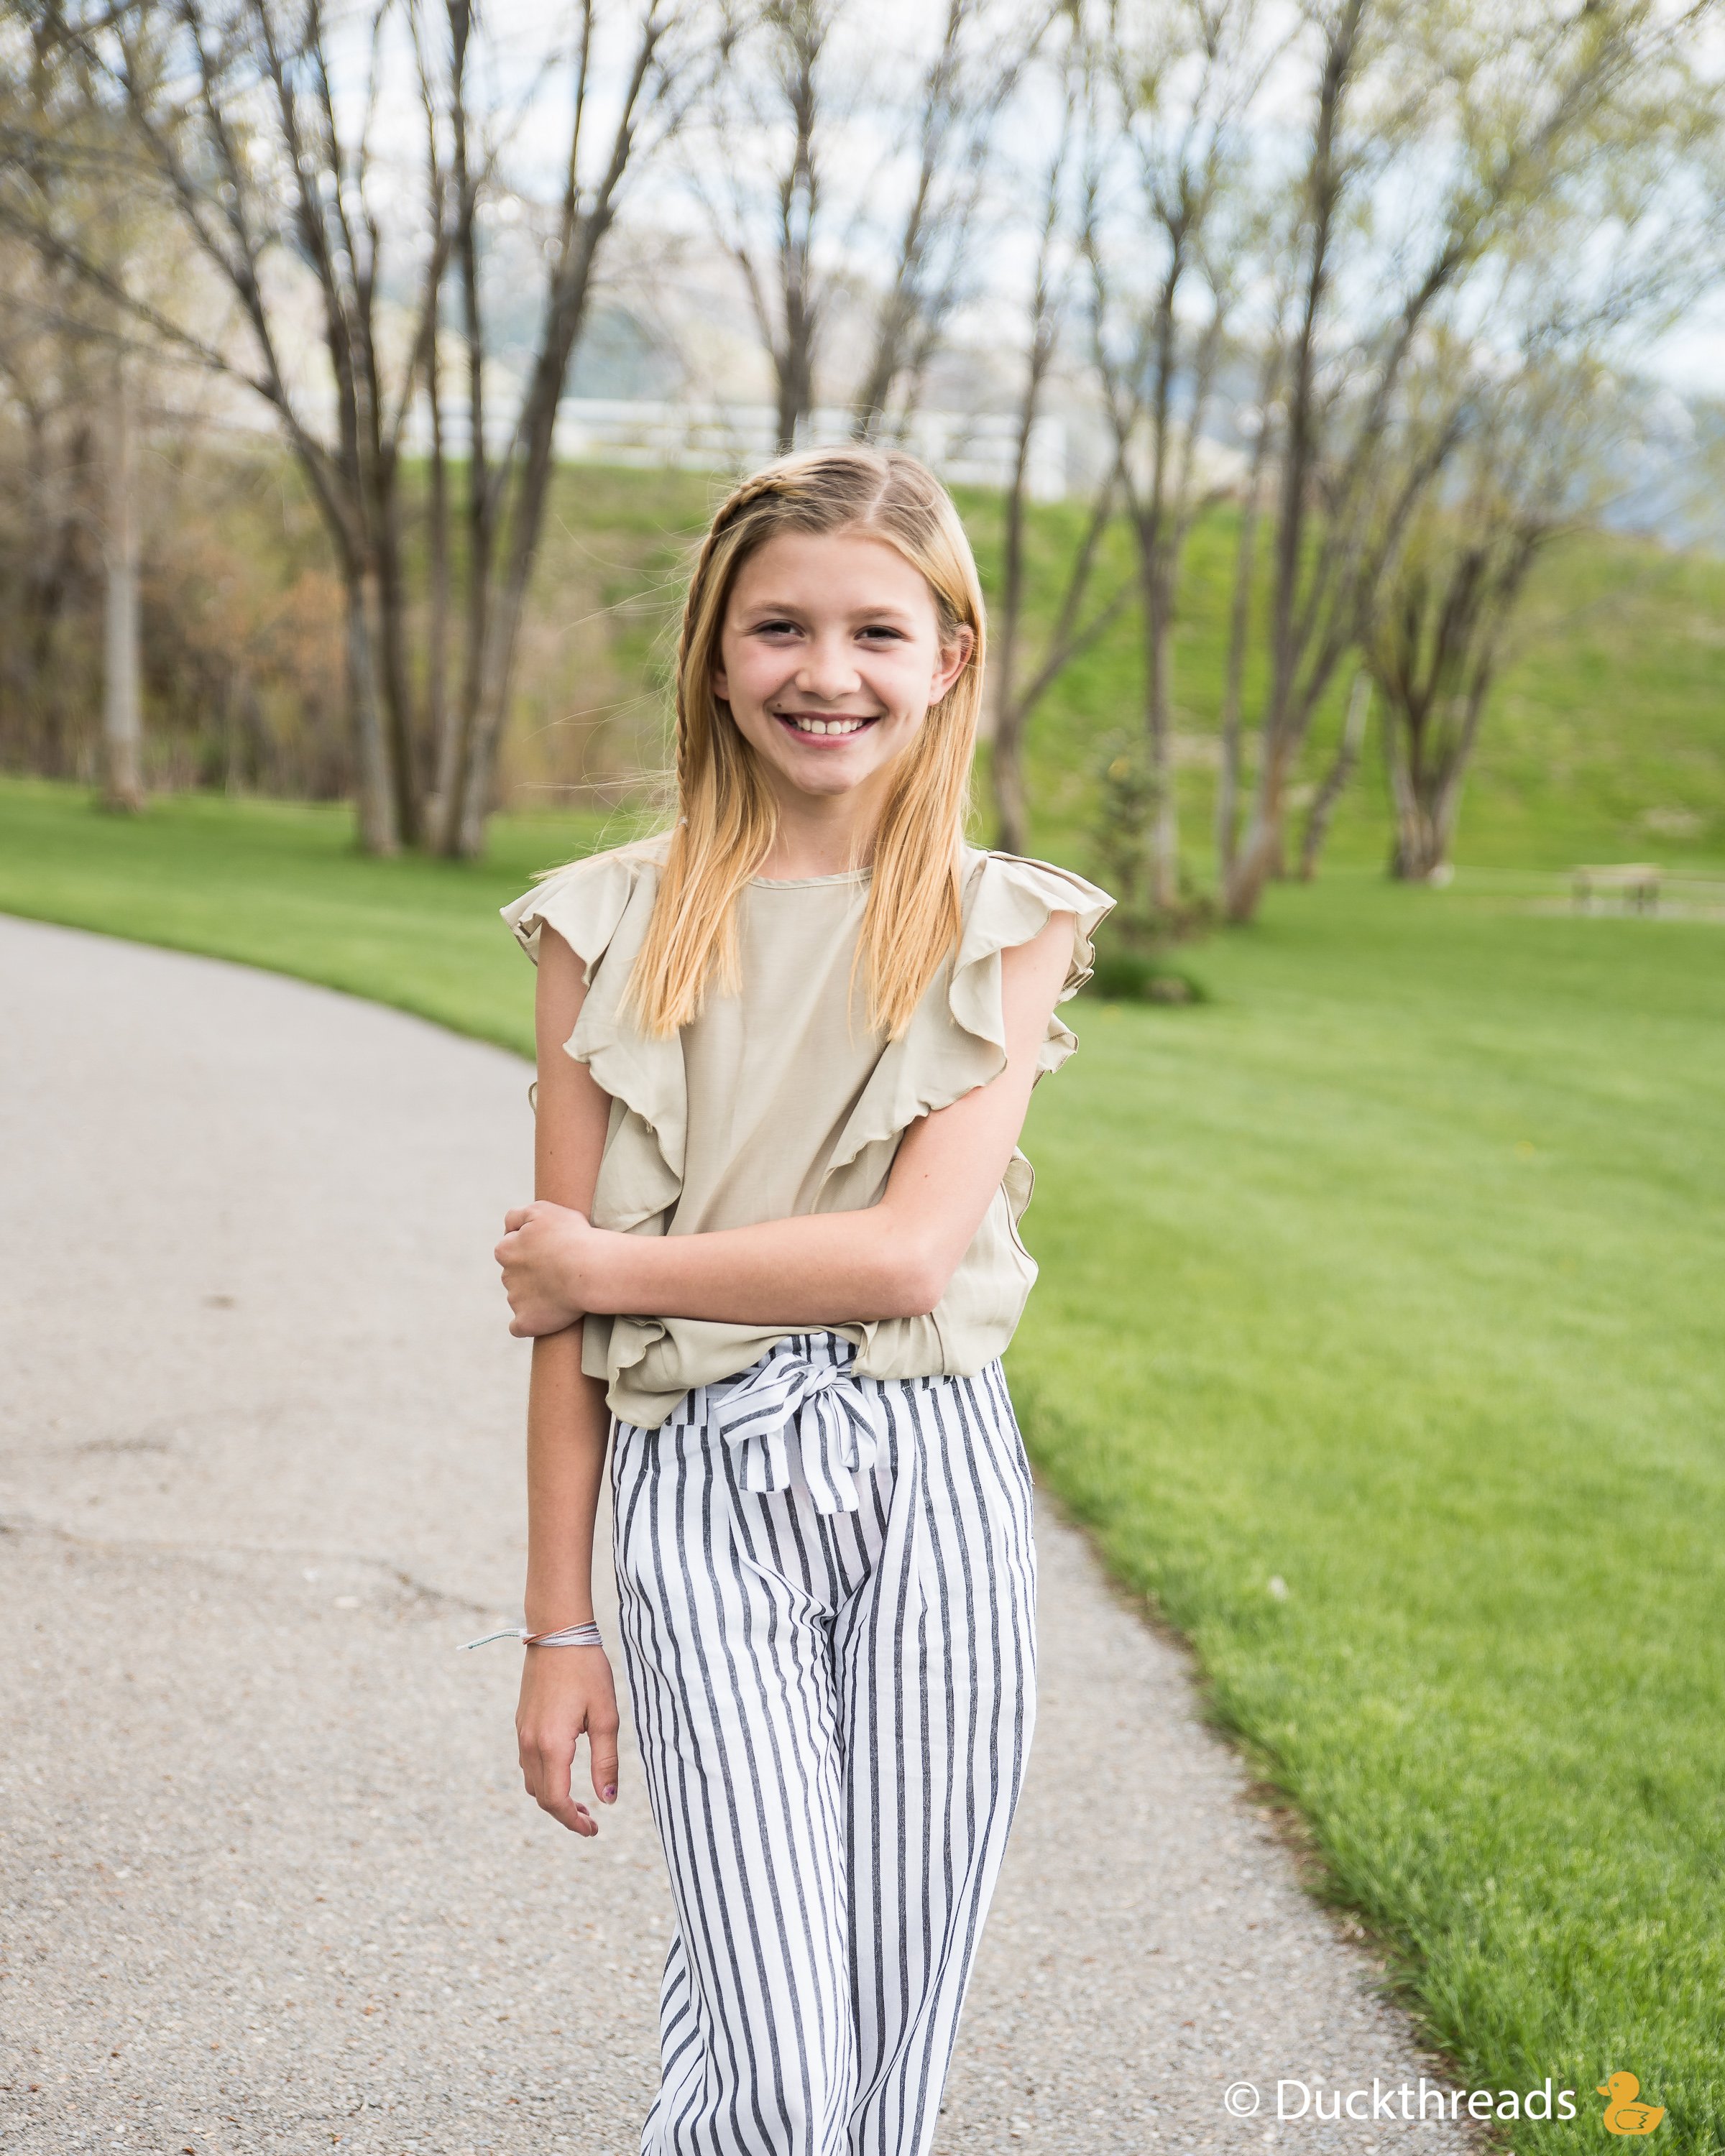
711, 527, 973, 830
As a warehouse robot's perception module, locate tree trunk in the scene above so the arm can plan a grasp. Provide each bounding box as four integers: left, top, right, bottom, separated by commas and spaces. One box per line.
425, 305, 454, 837
1299, 670, 1369, 879
992, 701, 1029, 855
1215, 392, 1274, 880
990, 340, 1036, 854
776, 314, 814, 454
374, 499, 422, 845
776, 365, 801, 457
1144, 550, 1179, 912
1225, 4, 1358, 926
451, 553, 532, 858
346, 568, 399, 854
445, 188, 625, 852
1430, 681, 1489, 864
1386, 680, 1489, 880
101, 358, 144, 812
1227, 737, 1296, 920
1214, 529, 1251, 880
1383, 691, 1433, 877
430, 10, 492, 857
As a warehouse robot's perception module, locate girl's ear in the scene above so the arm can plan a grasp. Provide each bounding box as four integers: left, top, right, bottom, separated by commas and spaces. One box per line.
711, 660, 729, 702
930, 624, 975, 706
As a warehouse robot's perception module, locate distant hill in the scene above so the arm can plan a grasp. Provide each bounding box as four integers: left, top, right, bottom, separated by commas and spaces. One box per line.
503, 464, 1723, 873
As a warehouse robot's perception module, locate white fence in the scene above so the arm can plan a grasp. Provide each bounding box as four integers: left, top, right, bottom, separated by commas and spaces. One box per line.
405, 397, 1070, 501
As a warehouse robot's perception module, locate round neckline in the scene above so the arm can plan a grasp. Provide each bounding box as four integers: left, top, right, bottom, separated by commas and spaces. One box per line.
748, 866, 873, 888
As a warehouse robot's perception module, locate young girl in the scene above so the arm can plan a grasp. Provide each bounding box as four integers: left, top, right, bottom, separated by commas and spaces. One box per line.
489, 446, 1112, 2156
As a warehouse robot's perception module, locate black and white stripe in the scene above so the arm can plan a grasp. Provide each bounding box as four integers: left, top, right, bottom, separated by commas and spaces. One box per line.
611, 1332, 1038, 2156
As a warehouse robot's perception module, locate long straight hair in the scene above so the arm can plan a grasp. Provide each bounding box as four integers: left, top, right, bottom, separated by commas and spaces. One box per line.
625, 445, 986, 1042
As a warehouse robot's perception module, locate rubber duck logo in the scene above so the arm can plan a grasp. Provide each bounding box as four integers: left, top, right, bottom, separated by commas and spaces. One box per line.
1596, 2072, 1665, 2136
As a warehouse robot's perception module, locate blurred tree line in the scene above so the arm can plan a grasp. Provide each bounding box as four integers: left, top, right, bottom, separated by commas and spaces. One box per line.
0, 0, 1720, 919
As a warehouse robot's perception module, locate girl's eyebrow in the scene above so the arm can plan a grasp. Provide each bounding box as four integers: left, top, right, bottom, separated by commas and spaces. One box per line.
739, 598, 921, 625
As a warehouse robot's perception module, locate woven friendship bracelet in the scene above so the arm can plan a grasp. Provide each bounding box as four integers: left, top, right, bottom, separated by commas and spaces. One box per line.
459, 1621, 604, 1651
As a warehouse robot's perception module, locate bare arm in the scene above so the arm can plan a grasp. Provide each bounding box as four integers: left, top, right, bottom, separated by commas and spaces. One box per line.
514, 927, 620, 1838
496, 913, 1076, 1335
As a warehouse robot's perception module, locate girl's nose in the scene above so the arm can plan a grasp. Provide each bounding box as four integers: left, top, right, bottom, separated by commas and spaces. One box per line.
795, 635, 862, 701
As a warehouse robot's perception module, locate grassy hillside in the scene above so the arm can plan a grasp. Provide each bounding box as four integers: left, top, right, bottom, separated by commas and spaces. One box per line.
3, 778, 1723, 2147
90, 450, 1719, 875
952, 494, 1725, 873
500, 466, 1725, 875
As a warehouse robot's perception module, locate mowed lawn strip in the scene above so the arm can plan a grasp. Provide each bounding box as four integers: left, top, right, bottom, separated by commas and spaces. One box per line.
6, 778, 1722, 2149
1012, 880, 1724, 2148
0, 778, 630, 1054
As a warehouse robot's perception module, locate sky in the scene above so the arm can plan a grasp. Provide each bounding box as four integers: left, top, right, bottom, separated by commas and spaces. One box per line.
316, 0, 1721, 414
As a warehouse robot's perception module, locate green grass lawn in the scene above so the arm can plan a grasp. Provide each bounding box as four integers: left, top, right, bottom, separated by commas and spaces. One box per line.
0, 778, 648, 1053
4, 778, 1723, 2149
1013, 872, 1725, 2147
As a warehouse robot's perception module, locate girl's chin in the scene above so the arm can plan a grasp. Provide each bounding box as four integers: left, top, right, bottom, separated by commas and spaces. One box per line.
777, 760, 883, 801
752, 722, 909, 796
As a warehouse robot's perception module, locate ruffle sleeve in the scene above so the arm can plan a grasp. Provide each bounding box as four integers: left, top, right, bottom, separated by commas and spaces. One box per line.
501, 843, 656, 984
500, 837, 684, 1232
949, 849, 1115, 1079
819, 848, 1114, 1196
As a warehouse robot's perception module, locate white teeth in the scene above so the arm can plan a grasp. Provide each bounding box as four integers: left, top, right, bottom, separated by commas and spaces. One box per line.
786, 715, 867, 736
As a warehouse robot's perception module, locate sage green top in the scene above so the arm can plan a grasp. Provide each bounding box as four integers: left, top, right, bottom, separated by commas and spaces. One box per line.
502, 836, 1114, 1429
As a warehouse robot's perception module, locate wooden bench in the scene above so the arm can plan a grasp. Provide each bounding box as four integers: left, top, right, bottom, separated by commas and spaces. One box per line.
1573, 863, 1660, 914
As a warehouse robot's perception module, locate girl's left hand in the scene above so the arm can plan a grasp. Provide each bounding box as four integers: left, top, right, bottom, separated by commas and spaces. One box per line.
495, 1200, 594, 1337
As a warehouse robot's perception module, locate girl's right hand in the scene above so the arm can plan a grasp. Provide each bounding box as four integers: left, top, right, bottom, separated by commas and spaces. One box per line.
496, 1201, 598, 1337
515, 1646, 621, 1837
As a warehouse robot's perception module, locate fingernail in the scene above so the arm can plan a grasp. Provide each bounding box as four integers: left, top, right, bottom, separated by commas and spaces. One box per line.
603, 1786, 617, 1802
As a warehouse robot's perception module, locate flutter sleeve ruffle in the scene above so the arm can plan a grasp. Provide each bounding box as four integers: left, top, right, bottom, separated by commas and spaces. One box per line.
819, 848, 1115, 1196
500, 838, 684, 1232
501, 844, 653, 982
949, 849, 1116, 1079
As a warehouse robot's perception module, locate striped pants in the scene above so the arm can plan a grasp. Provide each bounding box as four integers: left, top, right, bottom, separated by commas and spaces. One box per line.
611, 1332, 1038, 2156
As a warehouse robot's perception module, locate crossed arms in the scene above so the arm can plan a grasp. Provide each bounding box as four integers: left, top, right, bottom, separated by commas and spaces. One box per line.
495, 910, 1077, 1337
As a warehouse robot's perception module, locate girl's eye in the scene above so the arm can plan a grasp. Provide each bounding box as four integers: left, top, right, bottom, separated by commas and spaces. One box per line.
753, 619, 801, 637
859, 625, 905, 642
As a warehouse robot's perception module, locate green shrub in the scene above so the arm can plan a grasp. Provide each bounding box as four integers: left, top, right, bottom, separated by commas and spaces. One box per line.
1087, 946, 1209, 1005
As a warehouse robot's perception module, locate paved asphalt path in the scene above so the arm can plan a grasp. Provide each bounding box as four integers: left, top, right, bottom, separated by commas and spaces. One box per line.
0, 916, 1476, 2156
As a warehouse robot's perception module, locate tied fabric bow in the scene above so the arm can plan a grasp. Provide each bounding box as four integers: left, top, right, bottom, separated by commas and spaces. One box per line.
709, 1337, 886, 1516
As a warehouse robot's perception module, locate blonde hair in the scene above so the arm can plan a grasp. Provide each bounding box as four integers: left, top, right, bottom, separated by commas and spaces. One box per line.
625, 444, 985, 1041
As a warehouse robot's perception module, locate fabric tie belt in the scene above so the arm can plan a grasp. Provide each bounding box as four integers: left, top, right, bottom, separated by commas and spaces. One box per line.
705, 1335, 886, 1516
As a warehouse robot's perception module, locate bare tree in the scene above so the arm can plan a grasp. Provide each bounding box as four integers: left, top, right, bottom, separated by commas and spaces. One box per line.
17, 0, 696, 855
695, 0, 846, 452
1296, 665, 1366, 877
442, 1, 701, 857
1085, 0, 1268, 914
1362, 20, 1725, 884
1213, 303, 1282, 880
990, 43, 1129, 853
696, 0, 1030, 453
850, 0, 1039, 439
1220, 0, 1690, 922
101, 350, 144, 808
0, 28, 92, 776
1374, 522, 1542, 883
0, 6, 166, 791
1371, 353, 1637, 880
